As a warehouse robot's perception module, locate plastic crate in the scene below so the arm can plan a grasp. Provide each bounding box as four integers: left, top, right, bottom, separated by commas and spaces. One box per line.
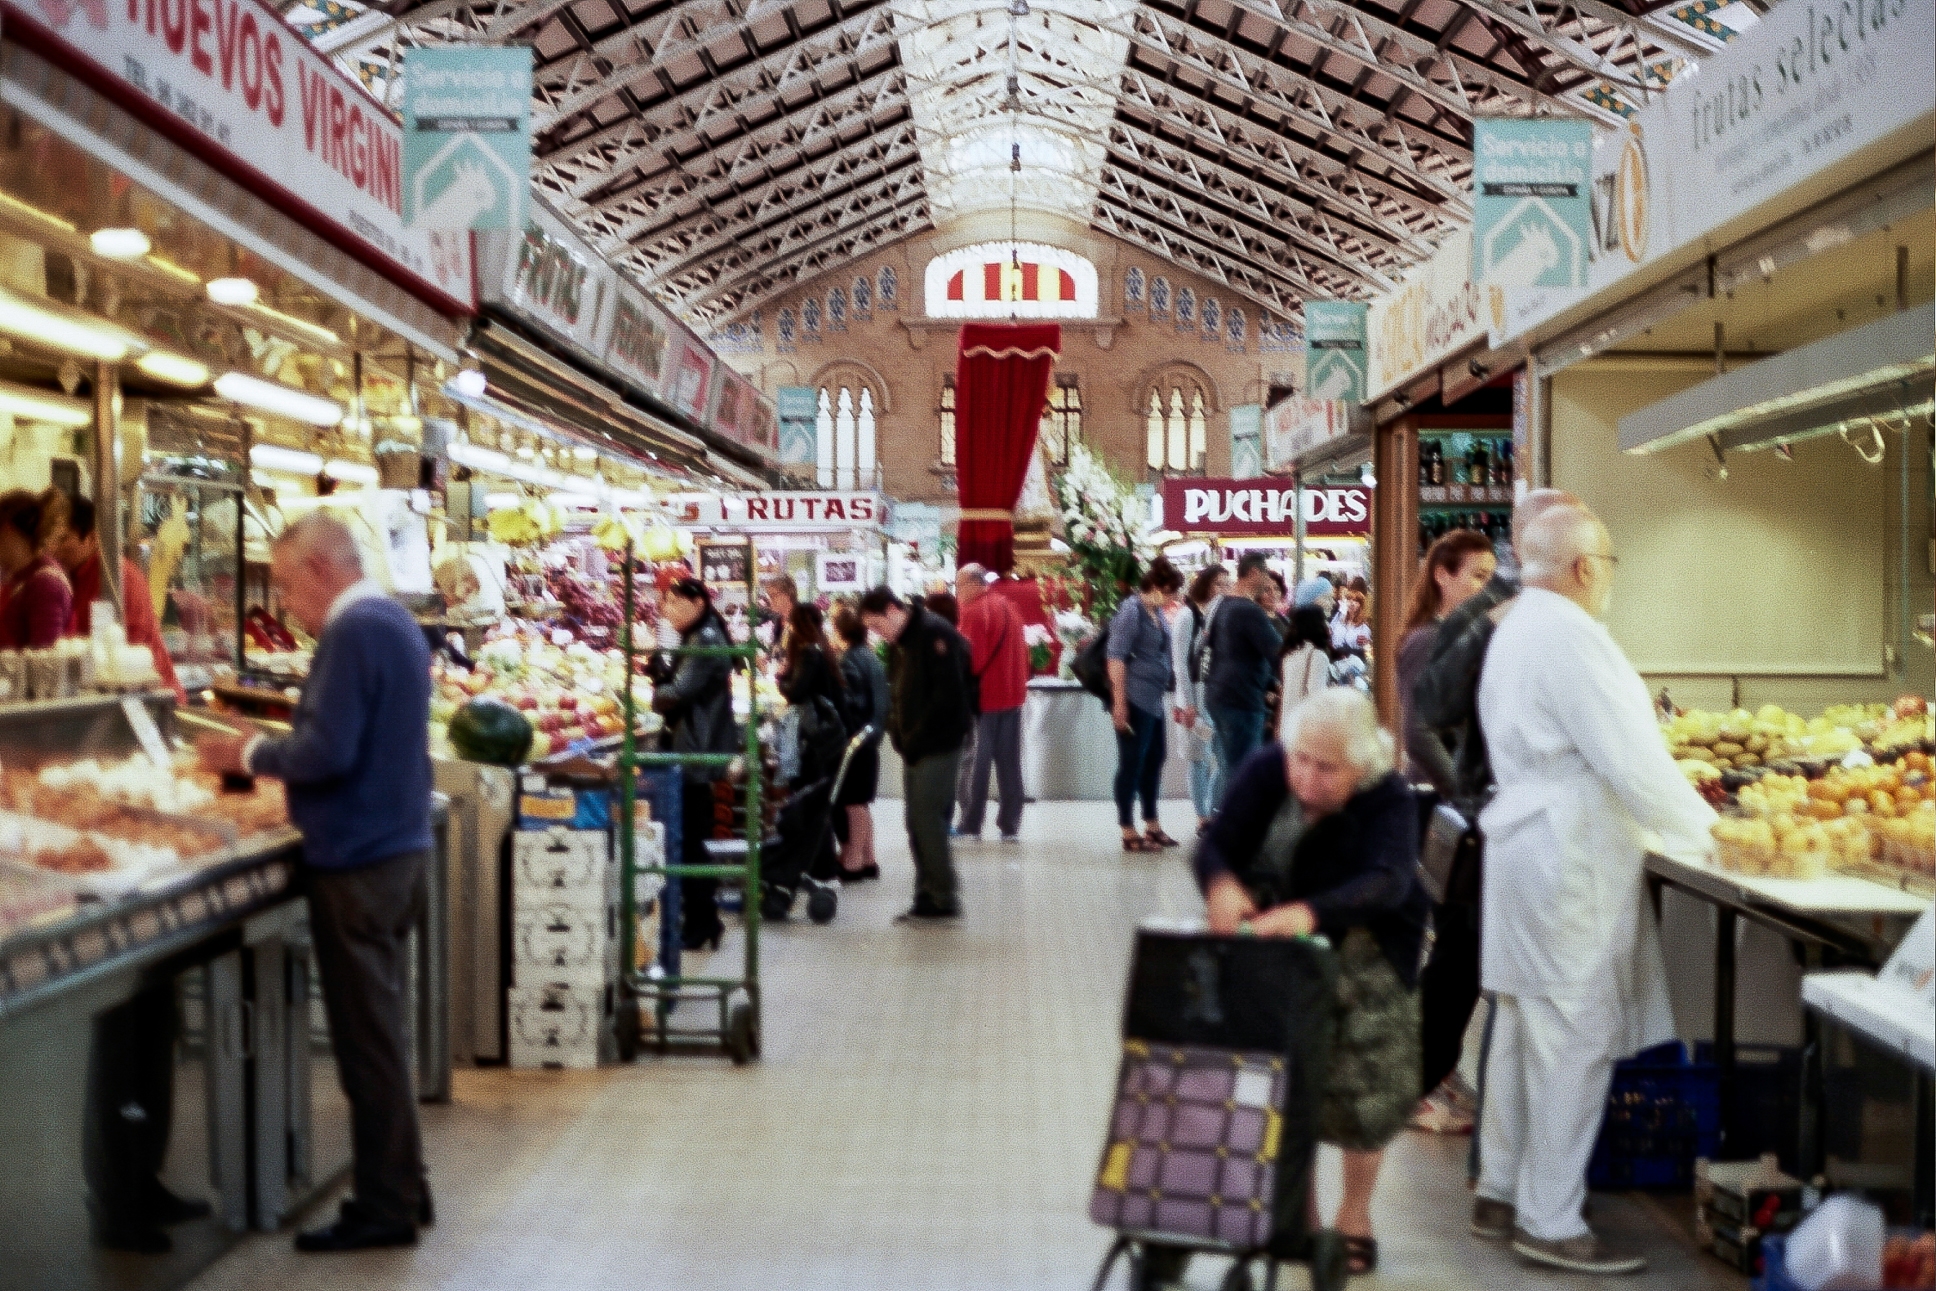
1588, 1041, 1721, 1190
1696, 1041, 1804, 1172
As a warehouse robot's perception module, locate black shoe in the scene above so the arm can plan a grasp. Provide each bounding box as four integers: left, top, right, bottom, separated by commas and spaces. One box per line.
681, 924, 724, 952
89, 1203, 172, 1255
294, 1202, 417, 1253
894, 897, 962, 922
139, 1186, 213, 1227
841, 863, 880, 882
419, 1189, 434, 1229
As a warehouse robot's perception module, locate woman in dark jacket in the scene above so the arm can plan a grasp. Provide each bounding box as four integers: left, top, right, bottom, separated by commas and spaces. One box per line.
1188, 688, 1428, 1279
777, 603, 845, 782
649, 577, 740, 950
832, 606, 887, 880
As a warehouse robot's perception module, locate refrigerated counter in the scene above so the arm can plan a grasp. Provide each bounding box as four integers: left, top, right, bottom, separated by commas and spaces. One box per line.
0, 694, 448, 1291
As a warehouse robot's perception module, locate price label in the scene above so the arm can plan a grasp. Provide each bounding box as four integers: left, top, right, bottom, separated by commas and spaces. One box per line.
122, 697, 174, 770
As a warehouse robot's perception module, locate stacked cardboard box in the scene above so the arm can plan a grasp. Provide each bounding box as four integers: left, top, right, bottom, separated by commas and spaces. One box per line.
508, 826, 614, 1069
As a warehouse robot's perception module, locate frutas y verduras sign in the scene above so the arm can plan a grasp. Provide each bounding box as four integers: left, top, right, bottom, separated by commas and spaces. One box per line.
1493, 0, 1936, 345
674, 492, 887, 529
1366, 232, 1496, 399
1264, 396, 1354, 471
1160, 478, 1371, 537
4, 0, 475, 310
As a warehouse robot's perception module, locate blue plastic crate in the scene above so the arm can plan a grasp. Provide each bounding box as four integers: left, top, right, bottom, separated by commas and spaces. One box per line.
1587, 1041, 1721, 1190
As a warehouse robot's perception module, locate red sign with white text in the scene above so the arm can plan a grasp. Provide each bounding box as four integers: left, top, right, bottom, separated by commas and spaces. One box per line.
5, 0, 474, 312
1162, 478, 1371, 537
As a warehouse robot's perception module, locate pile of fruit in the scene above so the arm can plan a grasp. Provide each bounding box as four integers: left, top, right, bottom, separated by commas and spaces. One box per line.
1710, 757, 1934, 882
430, 623, 652, 761
1883, 1231, 1935, 1289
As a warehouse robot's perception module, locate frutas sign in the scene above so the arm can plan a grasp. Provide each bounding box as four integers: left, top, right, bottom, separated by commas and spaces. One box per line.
1162, 479, 1371, 537
674, 492, 887, 529
4, 0, 476, 311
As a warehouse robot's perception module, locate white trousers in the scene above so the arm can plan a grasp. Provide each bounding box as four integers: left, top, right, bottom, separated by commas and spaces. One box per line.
1476, 991, 1619, 1243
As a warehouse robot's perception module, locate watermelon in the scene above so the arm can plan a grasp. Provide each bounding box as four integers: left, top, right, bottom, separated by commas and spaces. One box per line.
448, 697, 534, 766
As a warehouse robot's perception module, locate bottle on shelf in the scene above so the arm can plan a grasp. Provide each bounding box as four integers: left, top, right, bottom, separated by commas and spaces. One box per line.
1496, 439, 1514, 486
1470, 438, 1489, 489
1428, 440, 1444, 486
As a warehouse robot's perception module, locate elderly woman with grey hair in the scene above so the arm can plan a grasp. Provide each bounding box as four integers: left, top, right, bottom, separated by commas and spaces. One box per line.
1182, 688, 1430, 1279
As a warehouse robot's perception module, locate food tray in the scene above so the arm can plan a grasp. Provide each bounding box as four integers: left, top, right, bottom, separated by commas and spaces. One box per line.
1715, 838, 1830, 881
0, 809, 188, 898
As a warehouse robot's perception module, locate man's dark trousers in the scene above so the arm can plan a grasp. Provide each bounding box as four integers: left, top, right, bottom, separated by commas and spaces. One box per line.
959, 707, 1024, 838
306, 849, 429, 1228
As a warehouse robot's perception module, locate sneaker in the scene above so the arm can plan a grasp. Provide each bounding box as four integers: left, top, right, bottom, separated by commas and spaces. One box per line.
894, 897, 962, 923
1511, 1228, 1646, 1275
1470, 1197, 1515, 1241
999, 834, 1021, 844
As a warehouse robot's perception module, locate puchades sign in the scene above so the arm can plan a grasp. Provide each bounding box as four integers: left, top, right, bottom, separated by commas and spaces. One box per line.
1472, 118, 1593, 290
403, 46, 531, 231
1303, 302, 1369, 404
1159, 479, 1371, 537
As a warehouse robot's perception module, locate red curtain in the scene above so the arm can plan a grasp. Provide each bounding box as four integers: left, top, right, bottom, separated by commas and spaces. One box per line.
955, 323, 1061, 573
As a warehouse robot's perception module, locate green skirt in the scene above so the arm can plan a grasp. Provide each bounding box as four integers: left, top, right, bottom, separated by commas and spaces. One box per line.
1319, 928, 1421, 1152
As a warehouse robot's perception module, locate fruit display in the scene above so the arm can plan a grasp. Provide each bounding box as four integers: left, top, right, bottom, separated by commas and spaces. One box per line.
1666, 702, 1934, 782
486, 498, 566, 546
1883, 1230, 1936, 1289
430, 622, 653, 762
1708, 756, 1935, 884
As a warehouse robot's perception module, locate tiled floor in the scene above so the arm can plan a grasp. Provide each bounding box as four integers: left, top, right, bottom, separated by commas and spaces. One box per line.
187, 800, 1746, 1291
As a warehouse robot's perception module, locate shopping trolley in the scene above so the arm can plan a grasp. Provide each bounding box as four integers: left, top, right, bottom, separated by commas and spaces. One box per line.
759, 726, 878, 926
1088, 924, 1349, 1291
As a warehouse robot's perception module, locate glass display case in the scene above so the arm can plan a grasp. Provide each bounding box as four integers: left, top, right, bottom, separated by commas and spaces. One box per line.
129, 473, 244, 696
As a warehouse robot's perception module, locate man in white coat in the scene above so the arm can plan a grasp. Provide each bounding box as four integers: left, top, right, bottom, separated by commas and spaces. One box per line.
1470, 504, 1716, 1275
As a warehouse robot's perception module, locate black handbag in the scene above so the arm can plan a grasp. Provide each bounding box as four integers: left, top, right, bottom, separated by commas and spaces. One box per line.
1418, 802, 1483, 906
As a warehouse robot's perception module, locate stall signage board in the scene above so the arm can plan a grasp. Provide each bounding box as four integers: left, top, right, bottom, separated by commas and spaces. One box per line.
1229, 404, 1263, 479
663, 327, 718, 424
1160, 478, 1371, 537
0, 0, 476, 311
1494, 0, 1936, 346
1265, 396, 1353, 471
402, 46, 530, 231
482, 201, 615, 362
709, 369, 778, 460
1303, 301, 1368, 403
1366, 233, 1496, 399
675, 491, 887, 530
602, 278, 671, 394
1473, 118, 1592, 289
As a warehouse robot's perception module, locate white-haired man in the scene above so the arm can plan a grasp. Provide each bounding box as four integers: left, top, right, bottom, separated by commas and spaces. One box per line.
199, 512, 435, 1251
1470, 504, 1715, 1275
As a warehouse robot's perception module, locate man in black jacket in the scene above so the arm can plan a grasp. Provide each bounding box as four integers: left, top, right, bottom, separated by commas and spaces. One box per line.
859, 586, 971, 921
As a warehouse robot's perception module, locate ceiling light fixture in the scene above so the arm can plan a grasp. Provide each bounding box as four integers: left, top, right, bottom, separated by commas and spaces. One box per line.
249, 443, 326, 475
0, 379, 93, 428
134, 350, 211, 388
214, 372, 343, 426
572, 444, 598, 461
323, 459, 379, 486
206, 277, 260, 306
0, 287, 145, 362
90, 228, 152, 259
452, 370, 488, 398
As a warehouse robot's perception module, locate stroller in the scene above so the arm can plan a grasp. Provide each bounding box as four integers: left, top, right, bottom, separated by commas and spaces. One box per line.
760, 726, 876, 925
1089, 924, 1349, 1291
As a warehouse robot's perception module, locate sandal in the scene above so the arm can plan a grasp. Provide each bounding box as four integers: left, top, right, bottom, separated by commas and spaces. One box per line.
1342, 1234, 1378, 1276
1122, 836, 1160, 853
1144, 828, 1182, 848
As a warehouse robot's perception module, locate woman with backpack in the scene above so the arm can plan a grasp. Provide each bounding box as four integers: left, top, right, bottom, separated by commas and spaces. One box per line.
778, 603, 847, 784
1107, 558, 1186, 853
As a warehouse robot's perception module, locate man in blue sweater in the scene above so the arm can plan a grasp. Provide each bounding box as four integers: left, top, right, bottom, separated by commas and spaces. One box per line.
199, 512, 433, 1252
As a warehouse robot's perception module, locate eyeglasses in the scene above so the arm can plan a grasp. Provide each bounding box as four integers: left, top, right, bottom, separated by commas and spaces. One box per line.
1583, 552, 1620, 567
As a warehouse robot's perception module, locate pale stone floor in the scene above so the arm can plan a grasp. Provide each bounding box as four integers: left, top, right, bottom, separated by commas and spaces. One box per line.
187, 801, 1747, 1291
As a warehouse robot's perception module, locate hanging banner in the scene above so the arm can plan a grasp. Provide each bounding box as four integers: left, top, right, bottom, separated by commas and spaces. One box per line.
776, 387, 819, 468
1303, 301, 1368, 403
1264, 397, 1355, 471
1366, 234, 1493, 398
402, 46, 531, 231
1229, 404, 1263, 479
1472, 118, 1592, 289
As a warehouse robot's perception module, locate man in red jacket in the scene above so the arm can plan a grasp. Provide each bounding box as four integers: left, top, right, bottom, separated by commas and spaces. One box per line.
953, 563, 1030, 842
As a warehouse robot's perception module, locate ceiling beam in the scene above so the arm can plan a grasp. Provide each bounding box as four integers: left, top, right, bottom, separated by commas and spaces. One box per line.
1091, 199, 1301, 317
674, 188, 932, 316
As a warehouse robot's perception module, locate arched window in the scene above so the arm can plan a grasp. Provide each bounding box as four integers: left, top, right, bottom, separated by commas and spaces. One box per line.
827, 286, 847, 330
1039, 374, 1082, 466
1175, 287, 1195, 327
1124, 266, 1145, 309
816, 371, 880, 490
1201, 297, 1220, 337
802, 296, 822, 337
1149, 276, 1171, 318
1144, 371, 1211, 476
938, 376, 957, 468
852, 275, 872, 318
877, 265, 898, 310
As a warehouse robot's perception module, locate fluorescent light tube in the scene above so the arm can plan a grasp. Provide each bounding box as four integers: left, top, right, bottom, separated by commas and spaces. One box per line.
451, 370, 487, 398
134, 350, 210, 387
0, 378, 92, 428
0, 287, 144, 361
483, 492, 522, 509
206, 278, 260, 306
249, 444, 324, 474
215, 372, 343, 426
90, 228, 152, 259
322, 459, 379, 486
